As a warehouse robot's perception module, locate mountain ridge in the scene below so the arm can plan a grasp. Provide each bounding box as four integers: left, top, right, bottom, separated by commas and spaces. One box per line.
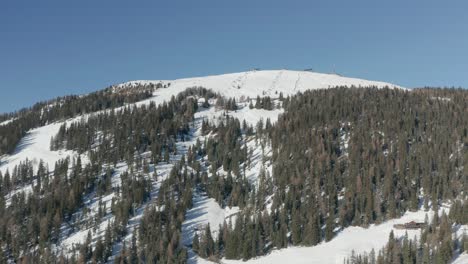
117, 69, 404, 96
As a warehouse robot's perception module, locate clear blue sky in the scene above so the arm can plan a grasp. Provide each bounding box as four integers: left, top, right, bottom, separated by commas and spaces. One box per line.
1, 1, 467, 113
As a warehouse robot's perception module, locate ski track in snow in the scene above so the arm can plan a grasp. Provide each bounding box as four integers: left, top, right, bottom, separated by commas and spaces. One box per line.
231, 70, 251, 91
267, 70, 283, 96
126, 70, 402, 110
293, 72, 301, 91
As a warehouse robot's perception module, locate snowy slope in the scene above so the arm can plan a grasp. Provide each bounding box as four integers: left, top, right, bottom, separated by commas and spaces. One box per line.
182, 192, 239, 246
453, 253, 468, 264
0, 122, 78, 174
194, 101, 283, 127
123, 69, 402, 108
0, 118, 16, 126
0, 69, 400, 176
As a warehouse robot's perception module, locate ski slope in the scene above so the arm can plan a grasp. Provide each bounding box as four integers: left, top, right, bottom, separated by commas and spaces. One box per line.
122, 69, 403, 109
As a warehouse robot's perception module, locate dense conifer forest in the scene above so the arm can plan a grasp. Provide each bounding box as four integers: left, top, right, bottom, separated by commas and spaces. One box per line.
346, 201, 468, 264
0, 83, 156, 156
0, 86, 466, 263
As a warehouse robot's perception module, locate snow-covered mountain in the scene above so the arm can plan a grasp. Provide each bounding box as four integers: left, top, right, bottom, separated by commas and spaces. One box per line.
2, 69, 466, 264
0, 69, 402, 175
0, 70, 406, 263
120, 69, 402, 103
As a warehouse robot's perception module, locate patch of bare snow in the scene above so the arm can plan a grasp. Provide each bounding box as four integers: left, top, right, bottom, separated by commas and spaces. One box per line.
0, 122, 78, 174
182, 191, 240, 246
0, 118, 16, 126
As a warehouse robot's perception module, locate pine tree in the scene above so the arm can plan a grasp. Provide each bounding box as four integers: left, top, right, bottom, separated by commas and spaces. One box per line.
200, 224, 214, 258
461, 233, 468, 253
0, 242, 5, 264
81, 231, 92, 262
93, 237, 104, 262
192, 232, 200, 253
325, 214, 334, 242
303, 207, 321, 246
291, 209, 302, 245
130, 229, 138, 263
104, 223, 113, 259
0, 171, 3, 195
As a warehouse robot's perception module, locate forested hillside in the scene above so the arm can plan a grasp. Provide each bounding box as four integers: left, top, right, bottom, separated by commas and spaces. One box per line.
0, 72, 466, 263
0, 84, 156, 156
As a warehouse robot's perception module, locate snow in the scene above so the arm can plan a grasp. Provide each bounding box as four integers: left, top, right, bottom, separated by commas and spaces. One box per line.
109, 102, 213, 260
58, 163, 126, 253
220, 207, 449, 264
430, 96, 452, 102
453, 253, 468, 264
339, 123, 351, 157
0, 122, 78, 174
4, 184, 33, 207
229, 107, 283, 127
243, 137, 273, 188
455, 225, 468, 240
183, 192, 240, 264
124, 70, 402, 109
454, 224, 468, 263
60, 216, 113, 254
194, 104, 283, 127
182, 192, 240, 246
0, 118, 16, 126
